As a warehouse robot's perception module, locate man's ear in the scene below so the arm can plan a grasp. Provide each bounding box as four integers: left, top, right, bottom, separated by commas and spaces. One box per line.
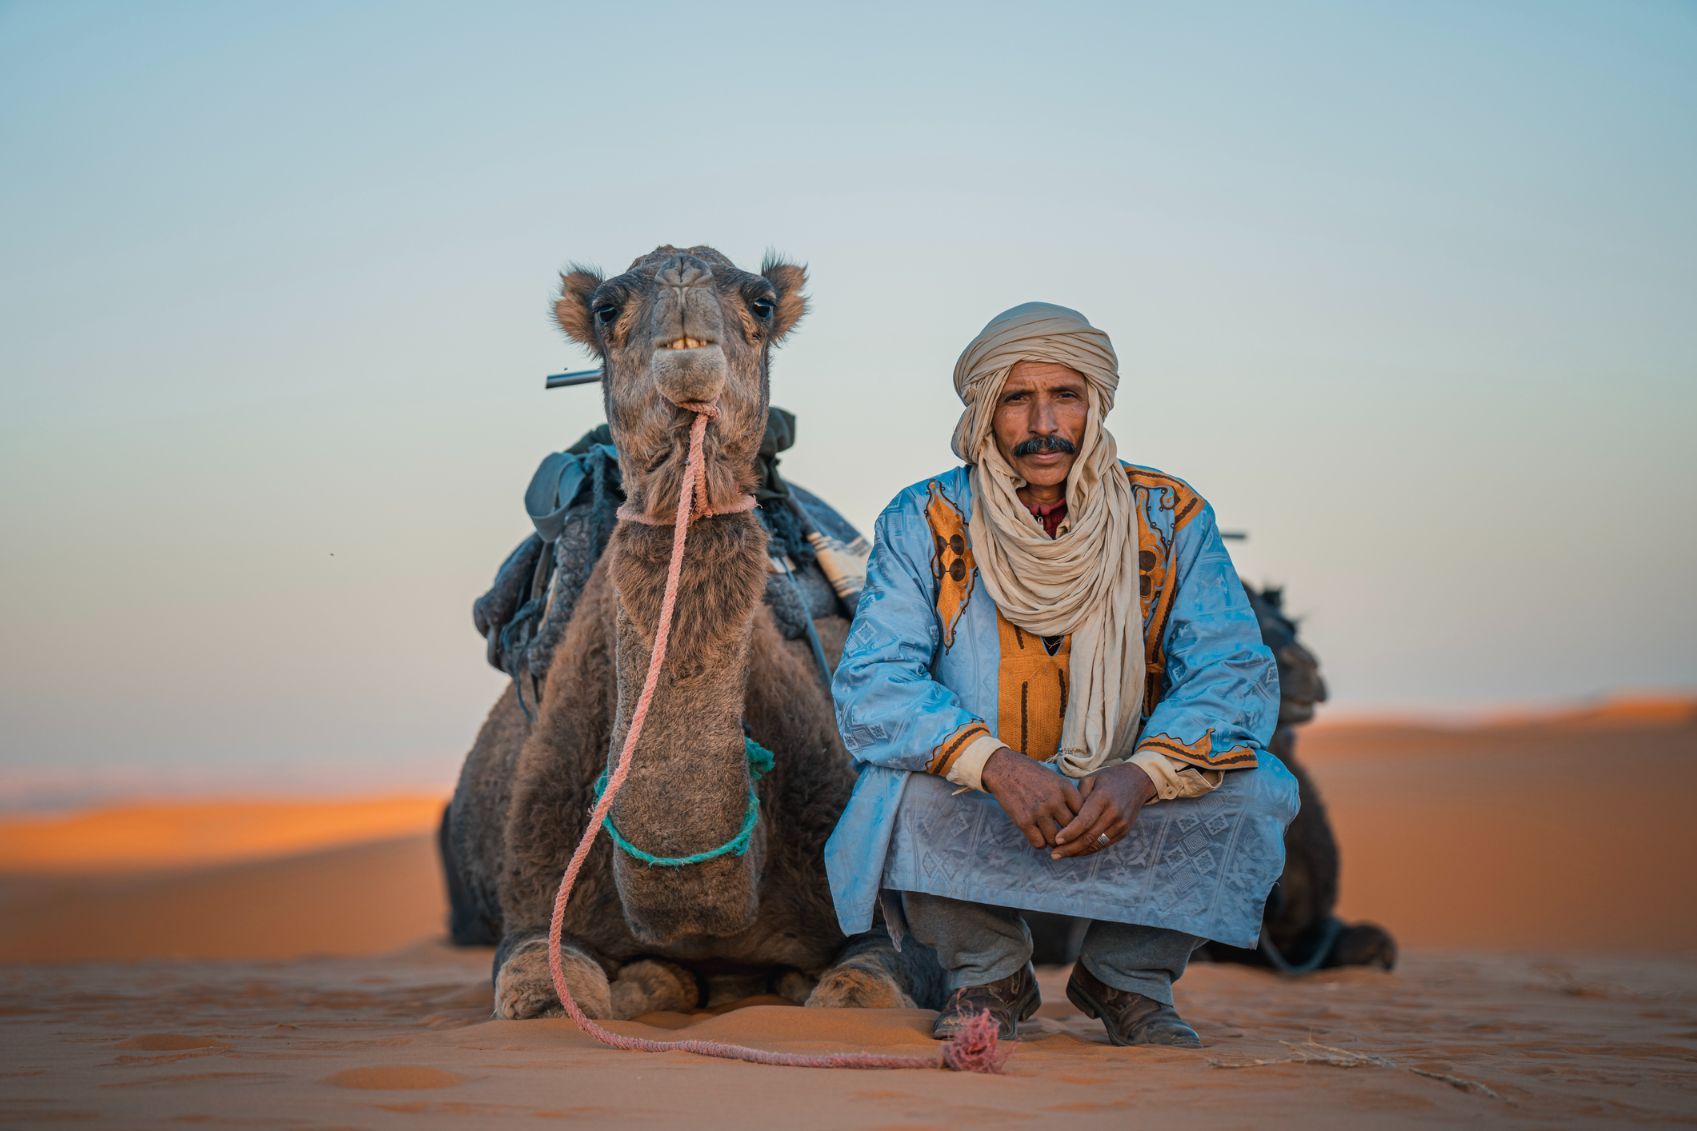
553, 265, 604, 347
760, 255, 809, 342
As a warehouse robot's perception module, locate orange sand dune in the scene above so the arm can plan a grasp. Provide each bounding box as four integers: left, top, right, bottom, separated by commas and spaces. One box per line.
1299, 712, 1697, 953
0, 833, 443, 963
1481, 692, 1697, 728
0, 795, 444, 874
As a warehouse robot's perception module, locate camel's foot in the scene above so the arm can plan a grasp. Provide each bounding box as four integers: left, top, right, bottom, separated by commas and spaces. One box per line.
806, 943, 913, 1010
702, 972, 770, 1009
1326, 922, 1397, 971
775, 969, 818, 1006
493, 935, 612, 1020
609, 959, 700, 1019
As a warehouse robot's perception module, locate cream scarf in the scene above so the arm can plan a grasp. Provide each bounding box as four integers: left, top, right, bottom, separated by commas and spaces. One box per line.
950, 302, 1144, 777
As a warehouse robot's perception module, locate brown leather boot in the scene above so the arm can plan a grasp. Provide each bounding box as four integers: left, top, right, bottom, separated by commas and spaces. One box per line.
931, 962, 1040, 1040
1065, 963, 1202, 1047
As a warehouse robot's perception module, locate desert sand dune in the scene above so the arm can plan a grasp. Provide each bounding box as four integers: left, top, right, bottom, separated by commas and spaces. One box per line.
1, 707, 1693, 1127
0, 796, 444, 874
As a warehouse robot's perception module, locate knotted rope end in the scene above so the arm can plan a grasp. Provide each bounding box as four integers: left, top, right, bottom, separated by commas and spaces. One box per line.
939, 1009, 1009, 1074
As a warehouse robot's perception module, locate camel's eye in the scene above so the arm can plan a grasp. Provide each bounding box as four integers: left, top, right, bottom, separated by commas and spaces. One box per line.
750, 297, 775, 320
593, 302, 619, 327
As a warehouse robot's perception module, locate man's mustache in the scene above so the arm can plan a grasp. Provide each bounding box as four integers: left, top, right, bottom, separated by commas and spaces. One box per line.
1012, 435, 1078, 458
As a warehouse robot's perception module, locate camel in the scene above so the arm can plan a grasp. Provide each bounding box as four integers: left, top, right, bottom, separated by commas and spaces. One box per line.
441, 246, 940, 1020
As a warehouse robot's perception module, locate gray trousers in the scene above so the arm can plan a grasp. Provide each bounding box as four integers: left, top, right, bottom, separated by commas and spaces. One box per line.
902, 890, 1201, 1006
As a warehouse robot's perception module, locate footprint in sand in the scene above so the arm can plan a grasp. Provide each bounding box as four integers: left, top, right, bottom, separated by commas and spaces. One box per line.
325, 1066, 462, 1090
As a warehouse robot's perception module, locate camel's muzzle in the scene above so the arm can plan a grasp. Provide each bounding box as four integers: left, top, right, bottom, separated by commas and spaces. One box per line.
650, 341, 727, 407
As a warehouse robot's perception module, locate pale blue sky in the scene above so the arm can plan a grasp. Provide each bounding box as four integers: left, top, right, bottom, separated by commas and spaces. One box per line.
2, 0, 1693, 806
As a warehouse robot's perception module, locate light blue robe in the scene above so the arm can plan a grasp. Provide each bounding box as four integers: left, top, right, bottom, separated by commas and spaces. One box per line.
824, 465, 1299, 948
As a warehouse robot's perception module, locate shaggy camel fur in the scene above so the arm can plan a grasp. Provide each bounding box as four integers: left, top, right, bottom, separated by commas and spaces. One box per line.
443, 246, 939, 1020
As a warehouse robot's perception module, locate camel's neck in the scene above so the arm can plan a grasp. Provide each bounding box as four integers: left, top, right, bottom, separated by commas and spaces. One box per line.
620, 429, 760, 526
603, 512, 770, 944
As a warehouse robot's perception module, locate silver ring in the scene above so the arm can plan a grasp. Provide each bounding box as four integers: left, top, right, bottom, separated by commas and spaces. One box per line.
1095, 833, 1112, 848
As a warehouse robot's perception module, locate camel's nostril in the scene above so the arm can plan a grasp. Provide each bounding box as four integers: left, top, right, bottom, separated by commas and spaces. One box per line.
656, 257, 714, 290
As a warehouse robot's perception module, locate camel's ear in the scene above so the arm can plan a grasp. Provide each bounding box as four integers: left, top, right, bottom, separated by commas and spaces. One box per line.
553, 265, 604, 348
760, 255, 808, 342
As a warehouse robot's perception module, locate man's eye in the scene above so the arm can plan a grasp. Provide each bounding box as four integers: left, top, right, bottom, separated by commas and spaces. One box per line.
751, 297, 775, 320
593, 303, 619, 325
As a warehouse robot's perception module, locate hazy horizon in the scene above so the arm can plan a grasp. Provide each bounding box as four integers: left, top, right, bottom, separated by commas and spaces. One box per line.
2, 0, 1693, 807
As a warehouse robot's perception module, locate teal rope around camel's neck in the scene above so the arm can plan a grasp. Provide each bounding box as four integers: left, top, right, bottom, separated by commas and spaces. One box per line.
591, 737, 775, 868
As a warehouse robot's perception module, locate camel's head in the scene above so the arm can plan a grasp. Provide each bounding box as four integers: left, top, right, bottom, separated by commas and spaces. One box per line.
1248, 585, 1329, 726
553, 245, 807, 518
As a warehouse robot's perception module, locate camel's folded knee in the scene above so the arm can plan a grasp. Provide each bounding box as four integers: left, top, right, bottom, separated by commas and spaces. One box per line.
493, 934, 612, 1020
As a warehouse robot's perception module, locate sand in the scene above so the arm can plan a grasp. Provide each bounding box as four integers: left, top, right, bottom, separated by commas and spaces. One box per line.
0, 796, 446, 874
2, 705, 1694, 1127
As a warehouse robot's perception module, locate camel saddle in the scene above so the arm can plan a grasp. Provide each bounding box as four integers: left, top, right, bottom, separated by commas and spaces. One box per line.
473, 408, 868, 716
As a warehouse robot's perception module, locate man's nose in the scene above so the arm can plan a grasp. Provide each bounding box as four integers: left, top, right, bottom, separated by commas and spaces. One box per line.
1031, 395, 1060, 434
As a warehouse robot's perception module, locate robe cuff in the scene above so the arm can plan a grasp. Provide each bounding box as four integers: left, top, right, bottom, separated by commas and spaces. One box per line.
1129, 749, 1224, 804
942, 734, 1006, 793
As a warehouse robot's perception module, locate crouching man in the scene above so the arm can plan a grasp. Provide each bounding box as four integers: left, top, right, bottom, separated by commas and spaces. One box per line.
824, 303, 1299, 1046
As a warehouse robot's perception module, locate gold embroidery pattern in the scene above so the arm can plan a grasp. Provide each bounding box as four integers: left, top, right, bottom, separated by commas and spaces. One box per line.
1127, 466, 1203, 534
925, 481, 976, 650
995, 610, 1072, 761
928, 720, 991, 776
1124, 468, 1255, 769
1127, 466, 1204, 715
1136, 729, 1258, 769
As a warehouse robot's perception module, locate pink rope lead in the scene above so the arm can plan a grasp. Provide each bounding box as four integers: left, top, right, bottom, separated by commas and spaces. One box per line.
546, 403, 1005, 1073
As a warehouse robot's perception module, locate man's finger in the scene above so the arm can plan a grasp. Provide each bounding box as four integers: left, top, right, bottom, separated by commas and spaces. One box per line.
1057, 781, 1083, 814
1051, 820, 1115, 859
1053, 792, 1108, 846
1052, 798, 1119, 859
1017, 815, 1047, 849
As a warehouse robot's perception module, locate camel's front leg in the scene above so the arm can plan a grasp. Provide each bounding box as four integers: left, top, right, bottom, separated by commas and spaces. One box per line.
493, 928, 613, 1020
806, 932, 932, 1010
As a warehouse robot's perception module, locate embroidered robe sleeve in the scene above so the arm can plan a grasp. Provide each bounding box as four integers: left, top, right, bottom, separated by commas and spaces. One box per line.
831, 502, 996, 780
1132, 501, 1278, 781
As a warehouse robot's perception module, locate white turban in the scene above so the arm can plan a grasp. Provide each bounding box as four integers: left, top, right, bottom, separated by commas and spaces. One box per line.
951, 302, 1145, 777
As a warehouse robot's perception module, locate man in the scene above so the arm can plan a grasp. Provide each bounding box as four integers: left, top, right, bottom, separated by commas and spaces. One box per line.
824, 303, 1298, 1047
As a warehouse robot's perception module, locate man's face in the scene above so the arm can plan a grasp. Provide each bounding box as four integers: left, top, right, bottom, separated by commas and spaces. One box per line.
991, 360, 1090, 490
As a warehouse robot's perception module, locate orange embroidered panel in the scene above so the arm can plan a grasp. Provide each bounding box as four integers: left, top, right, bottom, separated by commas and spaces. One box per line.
1135, 729, 1258, 770
927, 720, 991, 776
995, 610, 1072, 761
925, 481, 976, 650
1126, 466, 1204, 717
1126, 466, 1203, 534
